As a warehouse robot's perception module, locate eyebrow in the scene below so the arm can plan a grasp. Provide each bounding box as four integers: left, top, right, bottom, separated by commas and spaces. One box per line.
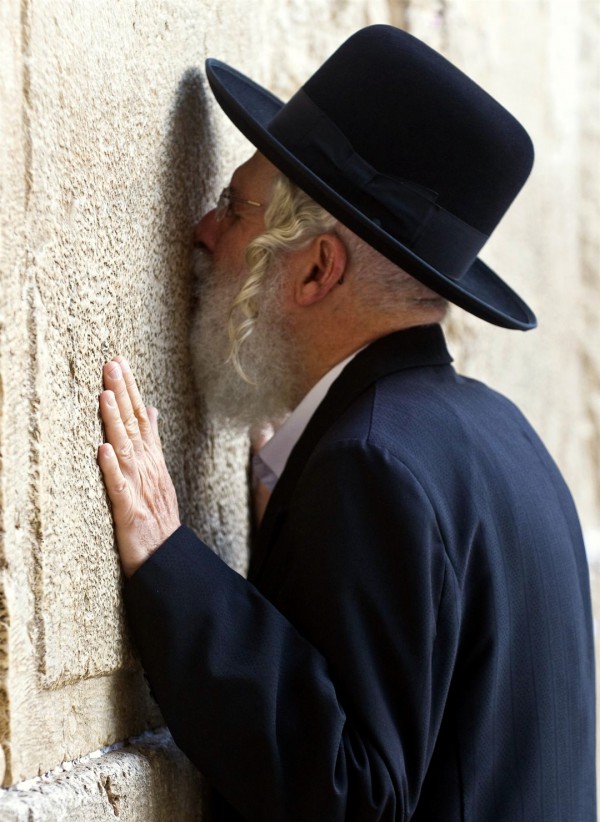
227, 183, 262, 207
229, 173, 255, 199
229, 182, 254, 200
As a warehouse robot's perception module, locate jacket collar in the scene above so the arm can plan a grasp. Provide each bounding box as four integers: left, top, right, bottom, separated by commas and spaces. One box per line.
250, 323, 452, 580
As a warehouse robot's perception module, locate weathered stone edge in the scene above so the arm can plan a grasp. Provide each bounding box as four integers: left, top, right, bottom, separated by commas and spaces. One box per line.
0, 728, 204, 821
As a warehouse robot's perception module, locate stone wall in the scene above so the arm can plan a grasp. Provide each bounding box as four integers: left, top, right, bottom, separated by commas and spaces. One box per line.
0, 0, 598, 817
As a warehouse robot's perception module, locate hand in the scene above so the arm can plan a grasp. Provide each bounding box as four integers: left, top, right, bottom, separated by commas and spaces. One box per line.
97, 357, 180, 577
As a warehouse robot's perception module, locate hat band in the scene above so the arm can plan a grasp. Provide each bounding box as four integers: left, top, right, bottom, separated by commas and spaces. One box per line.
268, 90, 489, 280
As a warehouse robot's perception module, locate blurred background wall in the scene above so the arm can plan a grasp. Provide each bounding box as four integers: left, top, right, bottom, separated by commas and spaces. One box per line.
0, 0, 598, 817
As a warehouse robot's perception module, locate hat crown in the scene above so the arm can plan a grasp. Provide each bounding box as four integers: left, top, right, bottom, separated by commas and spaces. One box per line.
300, 25, 533, 235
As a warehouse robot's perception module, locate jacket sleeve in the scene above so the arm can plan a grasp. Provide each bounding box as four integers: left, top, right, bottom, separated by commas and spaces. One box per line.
123, 439, 460, 821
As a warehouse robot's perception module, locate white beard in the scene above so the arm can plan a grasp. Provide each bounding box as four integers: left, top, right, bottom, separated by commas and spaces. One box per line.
190, 250, 304, 430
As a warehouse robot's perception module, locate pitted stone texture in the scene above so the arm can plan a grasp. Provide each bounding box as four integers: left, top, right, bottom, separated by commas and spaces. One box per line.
0, 730, 204, 821
22, 1, 225, 689
1, 0, 32, 785
2, 0, 232, 782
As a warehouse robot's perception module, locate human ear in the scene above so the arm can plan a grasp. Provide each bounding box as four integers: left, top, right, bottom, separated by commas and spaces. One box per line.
294, 233, 348, 307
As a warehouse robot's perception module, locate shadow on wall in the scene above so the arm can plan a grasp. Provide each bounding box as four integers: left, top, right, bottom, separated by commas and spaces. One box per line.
163, 65, 220, 242
161, 69, 253, 570
109, 67, 223, 743
162, 65, 219, 335
156, 64, 221, 525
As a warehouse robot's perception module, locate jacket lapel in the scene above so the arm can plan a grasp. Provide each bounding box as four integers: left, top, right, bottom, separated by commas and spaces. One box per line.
249, 324, 452, 581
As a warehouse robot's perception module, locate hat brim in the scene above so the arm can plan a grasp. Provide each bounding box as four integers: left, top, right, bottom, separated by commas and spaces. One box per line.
206, 59, 537, 331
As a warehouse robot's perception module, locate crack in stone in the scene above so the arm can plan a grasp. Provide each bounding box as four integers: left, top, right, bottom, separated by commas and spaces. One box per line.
20, 0, 33, 214
101, 775, 121, 817
26, 281, 46, 684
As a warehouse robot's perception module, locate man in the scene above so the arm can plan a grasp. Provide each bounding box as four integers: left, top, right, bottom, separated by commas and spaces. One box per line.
98, 26, 596, 821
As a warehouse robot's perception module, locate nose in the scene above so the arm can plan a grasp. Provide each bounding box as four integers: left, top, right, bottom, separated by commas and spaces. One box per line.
193, 208, 219, 251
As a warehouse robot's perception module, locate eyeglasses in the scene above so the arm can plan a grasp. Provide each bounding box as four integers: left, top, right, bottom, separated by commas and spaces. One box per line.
214, 186, 263, 222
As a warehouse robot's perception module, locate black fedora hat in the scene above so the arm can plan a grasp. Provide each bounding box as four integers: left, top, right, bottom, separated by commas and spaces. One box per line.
206, 25, 536, 330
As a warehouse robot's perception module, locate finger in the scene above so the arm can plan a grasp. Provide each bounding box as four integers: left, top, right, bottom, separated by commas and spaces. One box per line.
97, 441, 134, 521
146, 406, 164, 453
114, 357, 155, 444
99, 389, 137, 472
103, 360, 145, 456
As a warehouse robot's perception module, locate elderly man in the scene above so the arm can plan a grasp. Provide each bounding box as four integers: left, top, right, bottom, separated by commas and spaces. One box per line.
98, 26, 595, 821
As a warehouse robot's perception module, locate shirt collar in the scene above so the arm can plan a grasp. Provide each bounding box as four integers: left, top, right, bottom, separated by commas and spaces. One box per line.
253, 349, 363, 491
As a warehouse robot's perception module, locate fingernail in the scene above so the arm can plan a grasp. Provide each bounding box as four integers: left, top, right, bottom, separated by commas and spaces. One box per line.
106, 362, 121, 379
105, 391, 116, 406
120, 358, 130, 373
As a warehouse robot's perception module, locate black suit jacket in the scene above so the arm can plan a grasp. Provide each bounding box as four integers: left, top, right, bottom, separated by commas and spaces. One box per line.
125, 325, 596, 821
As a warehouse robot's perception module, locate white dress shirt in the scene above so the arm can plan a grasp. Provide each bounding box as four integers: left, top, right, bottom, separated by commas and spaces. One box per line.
252, 350, 363, 492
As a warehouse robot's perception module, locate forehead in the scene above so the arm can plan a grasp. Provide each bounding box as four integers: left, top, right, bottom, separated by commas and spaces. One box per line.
230, 152, 278, 200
